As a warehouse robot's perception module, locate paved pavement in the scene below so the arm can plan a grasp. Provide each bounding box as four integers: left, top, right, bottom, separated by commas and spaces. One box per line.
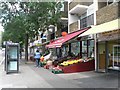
57, 71, 119, 88
0, 59, 79, 88
0, 50, 4, 65
0, 50, 119, 89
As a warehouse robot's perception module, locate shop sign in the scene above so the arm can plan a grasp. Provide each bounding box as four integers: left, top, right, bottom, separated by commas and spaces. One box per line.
101, 29, 119, 36
98, 29, 120, 41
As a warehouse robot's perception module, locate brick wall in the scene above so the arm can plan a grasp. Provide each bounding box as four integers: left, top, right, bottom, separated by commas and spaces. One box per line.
98, 2, 107, 10
96, 2, 119, 25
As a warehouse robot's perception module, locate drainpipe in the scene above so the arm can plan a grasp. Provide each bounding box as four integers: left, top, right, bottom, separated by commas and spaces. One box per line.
93, 0, 98, 72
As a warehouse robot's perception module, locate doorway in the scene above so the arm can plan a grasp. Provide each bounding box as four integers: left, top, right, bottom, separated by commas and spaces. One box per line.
98, 41, 106, 72
108, 45, 120, 70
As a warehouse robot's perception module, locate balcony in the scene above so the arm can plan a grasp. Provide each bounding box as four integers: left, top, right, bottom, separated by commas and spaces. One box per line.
69, 21, 79, 32
96, 2, 119, 25
69, 4, 88, 16
69, 0, 93, 10
69, 14, 94, 32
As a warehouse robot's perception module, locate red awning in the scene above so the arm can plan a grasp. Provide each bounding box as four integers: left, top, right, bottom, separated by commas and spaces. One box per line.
46, 28, 89, 48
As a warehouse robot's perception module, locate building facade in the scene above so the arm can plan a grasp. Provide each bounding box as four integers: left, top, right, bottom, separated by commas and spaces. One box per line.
68, 0, 120, 72
68, 0, 97, 59
95, 0, 120, 72
68, 0, 97, 33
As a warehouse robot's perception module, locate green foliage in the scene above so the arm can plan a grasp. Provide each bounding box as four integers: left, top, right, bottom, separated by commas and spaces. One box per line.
1, 2, 62, 44
1, 2, 63, 61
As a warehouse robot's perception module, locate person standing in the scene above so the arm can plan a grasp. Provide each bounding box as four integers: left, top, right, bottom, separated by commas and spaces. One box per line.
34, 50, 41, 67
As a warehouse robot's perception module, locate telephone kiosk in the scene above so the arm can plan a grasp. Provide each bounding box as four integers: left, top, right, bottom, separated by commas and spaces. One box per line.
5, 43, 19, 74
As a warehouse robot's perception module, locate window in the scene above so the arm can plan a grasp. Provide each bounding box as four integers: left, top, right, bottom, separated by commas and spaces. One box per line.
87, 14, 94, 27
61, 45, 69, 57
82, 41, 87, 57
112, 45, 120, 67
71, 42, 80, 56
80, 14, 94, 29
88, 40, 94, 58
80, 17, 87, 29
82, 40, 94, 58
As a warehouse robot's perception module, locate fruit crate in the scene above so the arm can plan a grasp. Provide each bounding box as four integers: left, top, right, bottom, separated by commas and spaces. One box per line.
52, 70, 63, 74
41, 62, 46, 67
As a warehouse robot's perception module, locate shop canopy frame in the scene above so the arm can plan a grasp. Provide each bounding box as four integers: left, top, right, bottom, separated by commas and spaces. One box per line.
46, 27, 90, 48
78, 18, 120, 37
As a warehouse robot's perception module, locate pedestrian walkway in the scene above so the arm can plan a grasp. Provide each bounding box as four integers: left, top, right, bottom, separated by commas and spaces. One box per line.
0, 56, 119, 89
0, 50, 4, 65
57, 71, 119, 88
0, 59, 79, 88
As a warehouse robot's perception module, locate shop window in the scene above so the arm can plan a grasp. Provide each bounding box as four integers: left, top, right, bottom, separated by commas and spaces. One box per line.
61, 45, 69, 57
71, 42, 80, 56
88, 40, 94, 58
82, 41, 87, 57
82, 40, 94, 58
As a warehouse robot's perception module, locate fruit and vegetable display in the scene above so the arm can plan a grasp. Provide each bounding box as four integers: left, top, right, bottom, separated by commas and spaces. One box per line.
41, 55, 93, 74
59, 58, 93, 66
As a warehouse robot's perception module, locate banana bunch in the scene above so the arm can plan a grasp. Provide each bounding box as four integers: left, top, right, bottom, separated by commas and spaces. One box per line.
60, 59, 82, 66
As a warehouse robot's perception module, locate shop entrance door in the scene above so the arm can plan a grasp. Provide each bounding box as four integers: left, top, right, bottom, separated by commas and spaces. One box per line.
98, 42, 106, 72
112, 45, 120, 70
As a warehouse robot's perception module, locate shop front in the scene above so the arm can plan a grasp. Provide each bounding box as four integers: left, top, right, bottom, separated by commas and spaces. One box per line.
44, 27, 95, 73
46, 28, 89, 60
78, 18, 120, 72
97, 29, 120, 72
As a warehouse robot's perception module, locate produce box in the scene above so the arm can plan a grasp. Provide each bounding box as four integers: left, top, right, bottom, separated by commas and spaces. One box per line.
52, 70, 63, 74
41, 62, 46, 67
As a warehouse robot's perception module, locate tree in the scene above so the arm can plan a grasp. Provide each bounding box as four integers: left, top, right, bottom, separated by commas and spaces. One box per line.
1, 1, 63, 61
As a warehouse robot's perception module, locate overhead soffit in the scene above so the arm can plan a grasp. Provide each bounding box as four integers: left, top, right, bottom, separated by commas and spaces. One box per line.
69, 4, 88, 15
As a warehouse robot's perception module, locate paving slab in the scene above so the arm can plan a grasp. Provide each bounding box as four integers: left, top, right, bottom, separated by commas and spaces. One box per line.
28, 64, 80, 88
57, 71, 119, 88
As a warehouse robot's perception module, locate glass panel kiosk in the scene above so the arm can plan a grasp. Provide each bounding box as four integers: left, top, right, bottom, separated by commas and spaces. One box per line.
5, 43, 19, 74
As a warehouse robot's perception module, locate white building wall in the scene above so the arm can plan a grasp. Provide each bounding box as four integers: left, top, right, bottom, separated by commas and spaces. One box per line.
87, 3, 95, 16
69, 14, 79, 25
68, 0, 99, 32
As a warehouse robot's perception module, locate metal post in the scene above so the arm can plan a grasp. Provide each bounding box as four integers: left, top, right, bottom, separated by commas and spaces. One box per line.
105, 41, 108, 72
94, 34, 98, 72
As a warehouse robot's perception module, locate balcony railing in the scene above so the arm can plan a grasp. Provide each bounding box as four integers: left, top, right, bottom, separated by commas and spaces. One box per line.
96, 2, 119, 25
69, 21, 79, 32
69, 0, 93, 10
80, 14, 94, 29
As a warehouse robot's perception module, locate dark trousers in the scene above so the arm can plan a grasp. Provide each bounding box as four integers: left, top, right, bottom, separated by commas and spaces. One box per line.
36, 58, 40, 67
